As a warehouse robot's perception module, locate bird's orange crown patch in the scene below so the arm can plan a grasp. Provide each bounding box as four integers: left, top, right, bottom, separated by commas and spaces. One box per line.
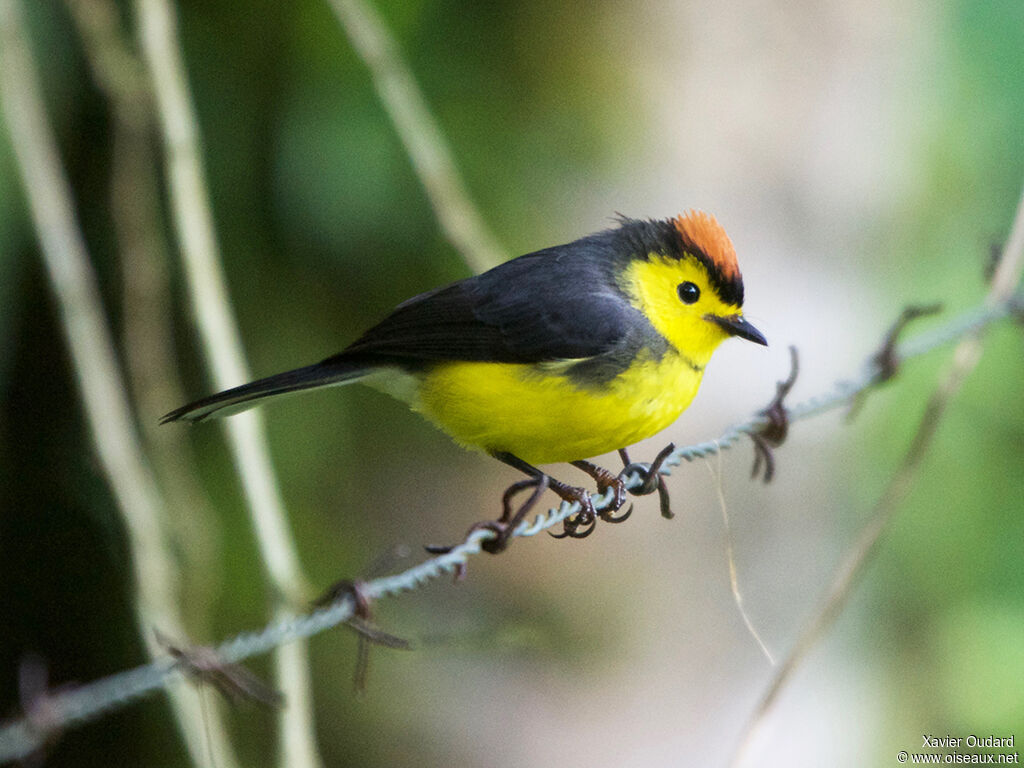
672, 210, 740, 282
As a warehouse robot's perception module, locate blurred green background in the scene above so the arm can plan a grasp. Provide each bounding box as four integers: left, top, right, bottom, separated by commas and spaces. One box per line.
0, 0, 1022, 766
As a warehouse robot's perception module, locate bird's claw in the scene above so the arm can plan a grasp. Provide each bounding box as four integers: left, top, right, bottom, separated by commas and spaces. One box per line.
546, 483, 598, 540
556, 457, 643, 535
600, 502, 634, 524
569, 459, 630, 518
750, 346, 799, 483
549, 511, 598, 539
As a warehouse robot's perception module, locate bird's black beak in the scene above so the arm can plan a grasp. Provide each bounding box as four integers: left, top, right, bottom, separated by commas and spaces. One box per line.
706, 313, 768, 346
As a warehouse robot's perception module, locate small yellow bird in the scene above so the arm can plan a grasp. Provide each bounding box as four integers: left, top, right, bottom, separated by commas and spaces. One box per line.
164, 212, 766, 550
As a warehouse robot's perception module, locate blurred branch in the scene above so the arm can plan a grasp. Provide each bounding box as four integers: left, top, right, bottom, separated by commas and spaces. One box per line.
65, 0, 224, 638
0, 1, 236, 766
326, 0, 506, 273
0, 283, 1020, 764
131, 1, 322, 766
729, 183, 1024, 767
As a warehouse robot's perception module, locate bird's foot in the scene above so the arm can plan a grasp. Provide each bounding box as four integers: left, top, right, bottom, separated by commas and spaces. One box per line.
750, 346, 799, 483
570, 460, 632, 523
618, 443, 675, 519
546, 477, 600, 540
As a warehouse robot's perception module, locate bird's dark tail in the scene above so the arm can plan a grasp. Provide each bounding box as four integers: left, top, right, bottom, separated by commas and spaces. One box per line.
160, 358, 372, 424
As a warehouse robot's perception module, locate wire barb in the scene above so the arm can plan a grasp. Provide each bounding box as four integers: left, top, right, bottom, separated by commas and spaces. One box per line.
750, 346, 799, 483
872, 303, 944, 383
847, 303, 944, 421
154, 630, 284, 709
15, 655, 66, 767
312, 580, 411, 692
425, 474, 550, 568
619, 444, 676, 518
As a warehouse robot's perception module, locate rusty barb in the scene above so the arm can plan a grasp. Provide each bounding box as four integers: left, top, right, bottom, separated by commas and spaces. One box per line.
313, 578, 411, 692
749, 345, 799, 483
425, 475, 550, 576
16, 655, 66, 767
153, 629, 283, 709
847, 303, 944, 421
872, 304, 944, 383
619, 443, 676, 519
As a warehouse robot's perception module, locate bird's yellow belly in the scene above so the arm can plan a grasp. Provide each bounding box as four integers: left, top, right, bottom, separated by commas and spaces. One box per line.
413, 353, 704, 464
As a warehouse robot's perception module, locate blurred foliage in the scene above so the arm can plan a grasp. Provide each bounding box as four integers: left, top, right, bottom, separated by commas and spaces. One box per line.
862, 0, 1024, 754
0, 0, 1021, 766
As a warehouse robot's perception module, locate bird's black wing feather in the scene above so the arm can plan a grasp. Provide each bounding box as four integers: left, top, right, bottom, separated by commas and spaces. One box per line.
163, 224, 661, 422
332, 236, 638, 367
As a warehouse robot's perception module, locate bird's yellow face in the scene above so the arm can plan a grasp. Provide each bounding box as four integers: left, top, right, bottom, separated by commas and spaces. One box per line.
620, 253, 758, 368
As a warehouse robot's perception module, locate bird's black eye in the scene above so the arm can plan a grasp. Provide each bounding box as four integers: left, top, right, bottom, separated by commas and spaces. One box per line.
677, 281, 700, 304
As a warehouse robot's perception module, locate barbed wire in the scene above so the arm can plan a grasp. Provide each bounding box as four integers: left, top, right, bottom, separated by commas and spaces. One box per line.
0, 291, 1020, 764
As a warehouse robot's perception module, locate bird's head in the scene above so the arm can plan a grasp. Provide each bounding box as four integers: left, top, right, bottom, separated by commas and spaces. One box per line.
617, 210, 766, 366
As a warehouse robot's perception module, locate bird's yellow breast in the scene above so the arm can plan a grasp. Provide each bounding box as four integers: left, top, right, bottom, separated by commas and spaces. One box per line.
412, 351, 704, 465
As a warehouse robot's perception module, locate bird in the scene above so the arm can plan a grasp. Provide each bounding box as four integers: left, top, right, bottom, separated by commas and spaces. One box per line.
163, 211, 767, 551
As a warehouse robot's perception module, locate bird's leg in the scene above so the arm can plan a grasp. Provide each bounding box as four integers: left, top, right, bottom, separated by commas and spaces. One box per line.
618, 444, 675, 519
570, 459, 632, 523
494, 453, 600, 542
424, 453, 605, 556
425, 474, 549, 559
483, 475, 551, 552
750, 345, 799, 483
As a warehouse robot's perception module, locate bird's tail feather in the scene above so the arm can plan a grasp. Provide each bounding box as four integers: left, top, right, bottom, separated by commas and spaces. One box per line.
161, 359, 371, 424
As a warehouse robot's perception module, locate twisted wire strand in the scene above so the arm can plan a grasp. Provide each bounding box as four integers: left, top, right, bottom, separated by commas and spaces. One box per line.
0, 292, 1019, 764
